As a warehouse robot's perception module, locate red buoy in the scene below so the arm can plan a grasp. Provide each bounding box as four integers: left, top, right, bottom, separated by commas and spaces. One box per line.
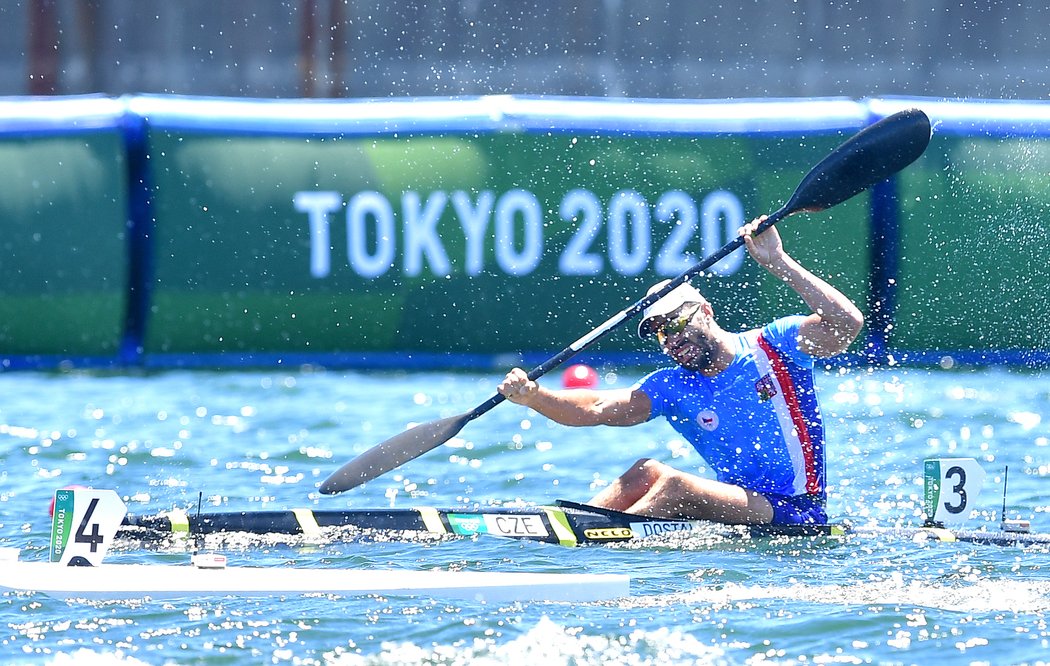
562, 364, 599, 389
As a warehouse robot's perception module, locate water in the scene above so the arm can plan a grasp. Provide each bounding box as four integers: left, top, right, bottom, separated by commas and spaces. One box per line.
1, 366, 1048, 665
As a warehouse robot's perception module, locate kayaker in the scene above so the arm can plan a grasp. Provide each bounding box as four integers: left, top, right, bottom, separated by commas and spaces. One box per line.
497, 215, 863, 525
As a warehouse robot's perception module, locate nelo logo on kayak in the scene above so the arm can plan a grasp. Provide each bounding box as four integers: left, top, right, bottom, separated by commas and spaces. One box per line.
582, 528, 634, 540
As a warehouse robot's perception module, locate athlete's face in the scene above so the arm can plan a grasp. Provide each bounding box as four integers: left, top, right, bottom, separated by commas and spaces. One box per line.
655, 302, 718, 371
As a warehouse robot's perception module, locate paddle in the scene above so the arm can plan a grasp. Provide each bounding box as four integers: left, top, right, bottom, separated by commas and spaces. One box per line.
319, 107, 933, 495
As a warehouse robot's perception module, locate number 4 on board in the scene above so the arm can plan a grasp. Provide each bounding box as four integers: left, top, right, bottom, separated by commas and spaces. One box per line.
49, 488, 127, 566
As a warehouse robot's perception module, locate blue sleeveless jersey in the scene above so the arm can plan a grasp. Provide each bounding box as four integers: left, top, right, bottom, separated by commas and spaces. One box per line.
635, 316, 825, 499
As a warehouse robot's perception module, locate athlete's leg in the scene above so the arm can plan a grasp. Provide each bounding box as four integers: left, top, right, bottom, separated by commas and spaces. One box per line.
592, 459, 774, 524
587, 458, 664, 512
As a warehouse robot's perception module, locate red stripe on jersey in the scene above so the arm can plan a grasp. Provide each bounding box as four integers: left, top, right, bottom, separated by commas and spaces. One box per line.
757, 334, 820, 494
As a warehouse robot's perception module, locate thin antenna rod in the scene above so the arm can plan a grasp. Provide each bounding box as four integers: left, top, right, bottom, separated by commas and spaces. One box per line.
1001, 466, 1009, 525
195, 492, 204, 554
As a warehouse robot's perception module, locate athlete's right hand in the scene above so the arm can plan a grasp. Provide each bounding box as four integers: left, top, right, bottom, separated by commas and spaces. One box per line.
498, 367, 538, 405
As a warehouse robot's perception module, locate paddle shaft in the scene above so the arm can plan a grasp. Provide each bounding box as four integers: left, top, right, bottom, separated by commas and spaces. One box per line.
463, 208, 787, 423
318, 210, 783, 495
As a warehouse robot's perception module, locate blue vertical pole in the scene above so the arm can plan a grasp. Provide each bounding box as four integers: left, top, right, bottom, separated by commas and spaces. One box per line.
119, 104, 154, 366
866, 175, 900, 364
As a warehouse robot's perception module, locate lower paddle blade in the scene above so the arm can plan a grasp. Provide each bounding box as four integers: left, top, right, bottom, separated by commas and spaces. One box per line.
319, 412, 471, 494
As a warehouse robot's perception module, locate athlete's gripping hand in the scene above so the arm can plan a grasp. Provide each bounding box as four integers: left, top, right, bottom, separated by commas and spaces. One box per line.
740, 215, 789, 274
498, 367, 539, 406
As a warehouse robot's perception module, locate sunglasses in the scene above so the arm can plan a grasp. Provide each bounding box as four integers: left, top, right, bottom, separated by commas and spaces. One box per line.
655, 303, 702, 345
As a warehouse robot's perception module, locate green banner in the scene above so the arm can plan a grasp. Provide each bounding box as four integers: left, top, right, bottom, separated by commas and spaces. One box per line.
895, 134, 1050, 355
0, 132, 127, 357
144, 130, 872, 356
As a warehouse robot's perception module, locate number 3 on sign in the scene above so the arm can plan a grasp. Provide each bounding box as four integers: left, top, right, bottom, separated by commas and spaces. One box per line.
50, 489, 127, 566
923, 458, 986, 527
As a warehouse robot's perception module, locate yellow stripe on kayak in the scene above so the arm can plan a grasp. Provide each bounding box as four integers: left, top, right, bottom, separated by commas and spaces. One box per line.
166, 508, 189, 534
921, 527, 957, 542
417, 507, 448, 534
291, 508, 321, 536
542, 508, 579, 547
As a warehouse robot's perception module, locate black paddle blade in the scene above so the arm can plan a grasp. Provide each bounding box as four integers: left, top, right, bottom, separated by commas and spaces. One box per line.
319, 412, 471, 494
785, 108, 932, 215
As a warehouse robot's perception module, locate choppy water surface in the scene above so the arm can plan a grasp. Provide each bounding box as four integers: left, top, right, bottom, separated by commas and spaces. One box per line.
1, 366, 1048, 665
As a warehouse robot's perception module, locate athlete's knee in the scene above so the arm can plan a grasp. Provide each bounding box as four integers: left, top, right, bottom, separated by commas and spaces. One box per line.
648, 467, 687, 495
626, 458, 668, 482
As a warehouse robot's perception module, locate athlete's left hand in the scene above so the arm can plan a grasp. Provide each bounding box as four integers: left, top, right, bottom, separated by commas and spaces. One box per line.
740, 216, 787, 270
